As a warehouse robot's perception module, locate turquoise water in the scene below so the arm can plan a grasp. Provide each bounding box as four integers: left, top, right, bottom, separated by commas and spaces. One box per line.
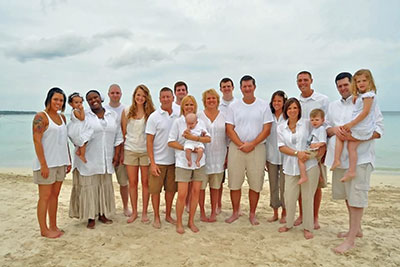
0, 112, 399, 173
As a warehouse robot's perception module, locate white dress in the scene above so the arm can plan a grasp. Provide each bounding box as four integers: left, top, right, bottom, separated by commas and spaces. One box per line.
351, 91, 377, 140
67, 109, 94, 147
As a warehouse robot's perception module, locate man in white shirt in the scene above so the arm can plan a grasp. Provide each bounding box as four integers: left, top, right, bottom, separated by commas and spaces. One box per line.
326, 72, 383, 253
296, 71, 329, 230
146, 87, 179, 229
172, 81, 188, 117
225, 75, 273, 225
104, 84, 131, 217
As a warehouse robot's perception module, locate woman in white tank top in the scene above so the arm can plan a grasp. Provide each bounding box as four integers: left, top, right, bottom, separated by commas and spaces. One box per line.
32, 87, 71, 239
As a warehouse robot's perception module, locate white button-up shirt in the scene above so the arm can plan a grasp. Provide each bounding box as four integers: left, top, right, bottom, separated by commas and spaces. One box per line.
145, 108, 179, 165
277, 119, 318, 176
73, 109, 123, 176
198, 110, 227, 174
168, 115, 210, 170
325, 96, 384, 168
266, 113, 285, 165
299, 91, 329, 118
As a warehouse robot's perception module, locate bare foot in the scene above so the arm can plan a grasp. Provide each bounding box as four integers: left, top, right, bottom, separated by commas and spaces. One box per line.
152, 219, 161, 229
127, 213, 138, 223
298, 176, 308, 185
188, 223, 199, 233
165, 216, 177, 225
200, 214, 209, 222
249, 214, 259, 225
216, 207, 222, 215
141, 214, 150, 223
195, 161, 200, 167
41, 230, 62, 238
208, 214, 217, 222
86, 219, 95, 229
225, 213, 240, 224
124, 208, 132, 217
330, 160, 341, 171
337, 231, 363, 238
278, 226, 291, 233
332, 241, 355, 254
279, 216, 287, 224
187, 161, 192, 167
99, 215, 113, 224
176, 224, 185, 234
294, 216, 302, 226
304, 229, 314, 239
49, 227, 65, 236
267, 215, 279, 223
314, 220, 321, 230
340, 171, 356, 183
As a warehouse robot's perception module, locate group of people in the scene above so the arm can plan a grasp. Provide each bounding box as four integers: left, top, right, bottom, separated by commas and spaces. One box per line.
32, 69, 383, 254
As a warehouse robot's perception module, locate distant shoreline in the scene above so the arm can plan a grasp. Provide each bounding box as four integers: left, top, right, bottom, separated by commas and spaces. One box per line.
0, 110, 36, 115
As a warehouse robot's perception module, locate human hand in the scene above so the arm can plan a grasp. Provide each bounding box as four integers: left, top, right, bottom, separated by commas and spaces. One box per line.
297, 151, 309, 162
41, 164, 49, 178
150, 163, 161, 176
112, 154, 119, 167
238, 142, 255, 153
342, 123, 352, 132
66, 165, 72, 174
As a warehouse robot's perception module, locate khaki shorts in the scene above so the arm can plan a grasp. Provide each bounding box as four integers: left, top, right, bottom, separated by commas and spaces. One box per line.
33, 166, 66, 185
332, 163, 372, 208
115, 164, 128, 186
124, 150, 150, 166
175, 166, 206, 183
227, 143, 266, 192
148, 164, 177, 194
201, 172, 224, 190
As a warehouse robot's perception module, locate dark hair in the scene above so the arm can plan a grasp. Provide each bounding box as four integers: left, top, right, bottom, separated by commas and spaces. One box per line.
45, 87, 66, 112
173, 81, 188, 93
68, 92, 84, 104
335, 72, 352, 84
283, 97, 301, 120
297, 71, 312, 79
269, 90, 288, 114
219, 77, 234, 87
85, 89, 102, 101
160, 87, 173, 96
240, 75, 256, 86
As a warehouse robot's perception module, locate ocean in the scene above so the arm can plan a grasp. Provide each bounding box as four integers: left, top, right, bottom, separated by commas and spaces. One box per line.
0, 112, 398, 174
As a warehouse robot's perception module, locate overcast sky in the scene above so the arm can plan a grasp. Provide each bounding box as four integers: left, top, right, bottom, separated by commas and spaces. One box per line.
1, 0, 399, 112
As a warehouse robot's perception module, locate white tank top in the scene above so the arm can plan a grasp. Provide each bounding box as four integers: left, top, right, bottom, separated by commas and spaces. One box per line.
124, 110, 147, 153
33, 112, 70, 171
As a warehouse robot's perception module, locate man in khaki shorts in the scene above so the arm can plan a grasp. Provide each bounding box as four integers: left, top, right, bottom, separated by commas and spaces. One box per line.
225, 75, 273, 225
325, 72, 384, 253
146, 87, 179, 228
104, 84, 131, 216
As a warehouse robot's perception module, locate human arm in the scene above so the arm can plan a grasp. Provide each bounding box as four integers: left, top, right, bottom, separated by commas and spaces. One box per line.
343, 97, 373, 131
73, 105, 85, 121
279, 146, 309, 162
147, 134, 161, 176
32, 112, 49, 178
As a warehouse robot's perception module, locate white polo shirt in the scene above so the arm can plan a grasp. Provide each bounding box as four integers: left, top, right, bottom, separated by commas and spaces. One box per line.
226, 97, 273, 143
266, 114, 285, 165
74, 109, 123, 176
277, 119, 318, 176
219, 97, 236, 117
168, 116, 210, 169
145, 108, 178, 165
325, 96, 384, 168
299, 91, 329, 118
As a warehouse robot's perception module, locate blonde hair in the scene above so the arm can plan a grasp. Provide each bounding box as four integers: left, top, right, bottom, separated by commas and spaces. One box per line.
351, 69, 377, 96
180, 95, 198, 116
202, 89, 220, 108
127, 84, 155, 121
310, 108, 325, 119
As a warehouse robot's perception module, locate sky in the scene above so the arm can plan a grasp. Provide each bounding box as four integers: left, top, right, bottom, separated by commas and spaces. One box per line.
1, 0, 399, 112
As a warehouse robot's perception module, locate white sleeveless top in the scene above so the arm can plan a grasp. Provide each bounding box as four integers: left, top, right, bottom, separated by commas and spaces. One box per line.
124, 110, 147, 153
33, 112, 70, 171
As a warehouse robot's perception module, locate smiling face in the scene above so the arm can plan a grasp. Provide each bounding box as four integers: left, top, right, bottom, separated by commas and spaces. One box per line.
286, 102, 300, 121
183, 98, 195, 115
134, 88, 146, 106
48, 93, 65, 112
297, 73, 313, 96
240, 80, 256, 99
159, 90, 174, 110
336, 77, 352, 99
86, 92, 102, 111
355, 74, 370, 94
175, 85, 188, 103
220, 81, 234, 99
272, 95, 284, 113
108, 85, 122, 103
205, 93, 218, 109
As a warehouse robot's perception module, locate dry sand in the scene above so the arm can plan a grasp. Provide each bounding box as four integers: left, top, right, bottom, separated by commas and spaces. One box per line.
0, 168, 399, 267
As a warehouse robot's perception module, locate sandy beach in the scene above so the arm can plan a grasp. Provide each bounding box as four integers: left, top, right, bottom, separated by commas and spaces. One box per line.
1, 168, 399, 266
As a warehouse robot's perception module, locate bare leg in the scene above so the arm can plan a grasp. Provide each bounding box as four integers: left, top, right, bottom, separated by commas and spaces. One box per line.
165, 191, 176, 224
341, 141, 360, 182
208, 188, 218, 222
314, 188, 322, 230
151, 193, 161, 229
297, 159, 309, 185
217, 182, 223, 214
176, 182, 188, 234
337, 200, 363, 238
225, 189, 241, 223
195, 148, 204, 168
37, 185, 61, 238
268, 208, 279, 222
185, 182, 192, 213
140, 166, 150, 223
333, 206, 364, 253
249, 189, 260, 225
199, 189, 209, 222
126, 165, 139, 223
120, 185, 131, 217
78, 144, 87, 163
185, 149, 192, 167
188, 181, 202, 232
331, 136, 344, 170
48, 181, 63, 235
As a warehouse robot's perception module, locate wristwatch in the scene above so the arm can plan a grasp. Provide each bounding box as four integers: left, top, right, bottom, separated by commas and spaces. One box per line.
294, 151, 298, 156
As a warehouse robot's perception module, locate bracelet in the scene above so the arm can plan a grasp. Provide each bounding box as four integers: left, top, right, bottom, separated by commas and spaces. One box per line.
294, 150, 298, 156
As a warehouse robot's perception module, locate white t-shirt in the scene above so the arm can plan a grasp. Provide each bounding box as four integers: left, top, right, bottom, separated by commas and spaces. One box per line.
219, 97, 235, 117
145, 108, 179, 165
307, 125, 327, 148
299, 91, 329, 118
226, 97, 273, 143
104, 103, 125, 124
172, 102, 181, 117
